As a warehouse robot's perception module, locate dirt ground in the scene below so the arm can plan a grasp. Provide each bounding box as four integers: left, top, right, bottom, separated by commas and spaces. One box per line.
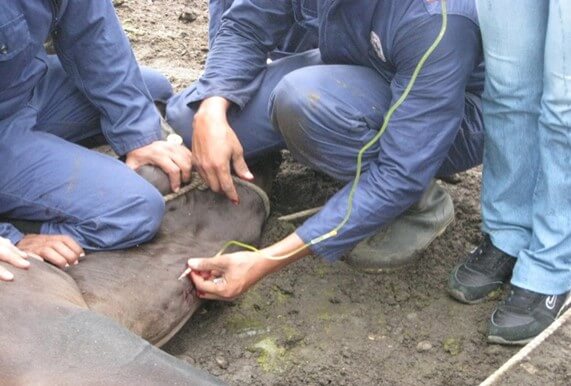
115, 1, 526, 384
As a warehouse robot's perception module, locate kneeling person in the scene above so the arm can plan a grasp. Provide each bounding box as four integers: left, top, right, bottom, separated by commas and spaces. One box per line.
168, 0, 485, 298
0, 0, 191, 278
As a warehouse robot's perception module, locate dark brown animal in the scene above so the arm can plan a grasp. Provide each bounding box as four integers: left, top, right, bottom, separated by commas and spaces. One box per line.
0, 170, 269, 385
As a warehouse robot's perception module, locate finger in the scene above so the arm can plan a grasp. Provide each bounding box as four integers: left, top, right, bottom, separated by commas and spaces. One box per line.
173, 146, 193, 183
217, 166, 239, 203
203, 167, 221, 193
156, 157, 182, 192
170, 152, 191, 185
232, 151, 254, 181
6, 242, 28, 259
0, 249, 30, 269
210, 269, 223, 277
60, 236, 84, 257
197, 270, 213, 280
190, 272, 224, 296
51, 242, 80, 265
0, 266, 14, 281
41, 247, 69, 268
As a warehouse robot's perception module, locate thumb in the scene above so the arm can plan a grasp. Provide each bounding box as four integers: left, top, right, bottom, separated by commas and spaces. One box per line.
124, 155, 141, 171
232, 151, 254, 181
187, 257, 223, 272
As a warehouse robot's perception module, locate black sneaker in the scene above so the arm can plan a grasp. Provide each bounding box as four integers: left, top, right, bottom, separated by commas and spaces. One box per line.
488, 286, 571, 345
448, 235, 516, 304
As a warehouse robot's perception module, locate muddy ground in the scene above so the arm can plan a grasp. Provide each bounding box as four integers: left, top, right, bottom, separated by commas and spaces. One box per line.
115, 1, 524, 384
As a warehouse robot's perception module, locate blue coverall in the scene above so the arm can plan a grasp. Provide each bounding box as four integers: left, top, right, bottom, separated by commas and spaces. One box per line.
208, 0, 317, 54
0, 1, 173, 249
167, 0, 486, 261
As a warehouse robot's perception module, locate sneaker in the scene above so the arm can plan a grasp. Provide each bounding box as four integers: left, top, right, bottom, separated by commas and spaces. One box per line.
488, 286, 571, 345
346, 181, 454, 272
448, 235, 516, 304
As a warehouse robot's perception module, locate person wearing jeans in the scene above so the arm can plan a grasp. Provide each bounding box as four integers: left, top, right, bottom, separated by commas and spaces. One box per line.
448, 0, 571, 344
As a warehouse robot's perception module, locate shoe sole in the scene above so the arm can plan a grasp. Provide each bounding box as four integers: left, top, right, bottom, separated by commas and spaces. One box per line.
446, 288, 488, 305
487, 335, 533, 346
356, 216, 455, 274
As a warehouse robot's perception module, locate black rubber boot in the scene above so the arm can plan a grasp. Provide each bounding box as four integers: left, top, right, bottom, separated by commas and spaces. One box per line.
448, 235, 516, 304
346, 181, 454, 272
488, 286, 571, 345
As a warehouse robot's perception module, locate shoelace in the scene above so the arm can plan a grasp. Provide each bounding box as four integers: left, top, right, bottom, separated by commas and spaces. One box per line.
470, 239, 499, 267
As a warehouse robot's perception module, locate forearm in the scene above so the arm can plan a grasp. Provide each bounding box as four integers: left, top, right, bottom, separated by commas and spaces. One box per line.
193, 1, 294, 108
254, 232, 311, 276
55, 0, 160, 155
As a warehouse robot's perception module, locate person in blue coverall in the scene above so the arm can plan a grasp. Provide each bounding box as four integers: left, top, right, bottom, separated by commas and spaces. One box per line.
170, 0, 485, 300
0, 0, 192, 282
167, 0, 318, 147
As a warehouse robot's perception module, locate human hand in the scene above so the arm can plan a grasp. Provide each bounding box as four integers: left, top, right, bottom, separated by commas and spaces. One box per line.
186, 251, 267, 301
0, 237, 31, 281
126, 140, 192, 193
192, 97, 253, 203
17, 234, 84, 269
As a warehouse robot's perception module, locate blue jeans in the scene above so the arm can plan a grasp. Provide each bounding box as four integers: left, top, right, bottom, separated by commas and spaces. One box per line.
478, 0, 571, 294
167, 49, 483, 183
0, 56, 173, 249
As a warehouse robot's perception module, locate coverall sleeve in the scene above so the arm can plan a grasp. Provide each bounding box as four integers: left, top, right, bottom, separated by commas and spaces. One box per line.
0, 224, 24, 245
296, 16, 482, 261
52, 0, 161, 156
193, 0, 295, 109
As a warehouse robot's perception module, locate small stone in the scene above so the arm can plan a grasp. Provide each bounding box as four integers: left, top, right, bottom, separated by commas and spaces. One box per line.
406, 312, 418, 321
176, 354, 195, 365
112, 0, 125, 7
485, 345, 503, 357
179, 9, 198, 23
215, 355, 229, 370
283, 333, 305, 348
416, 340, 433, 352
520, 362, 538, 375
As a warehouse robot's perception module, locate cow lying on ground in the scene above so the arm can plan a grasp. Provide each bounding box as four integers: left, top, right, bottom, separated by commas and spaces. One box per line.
0, 169, 269, 385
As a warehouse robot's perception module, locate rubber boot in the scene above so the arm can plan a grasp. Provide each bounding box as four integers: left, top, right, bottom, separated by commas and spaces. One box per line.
345, 181, 454, 272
